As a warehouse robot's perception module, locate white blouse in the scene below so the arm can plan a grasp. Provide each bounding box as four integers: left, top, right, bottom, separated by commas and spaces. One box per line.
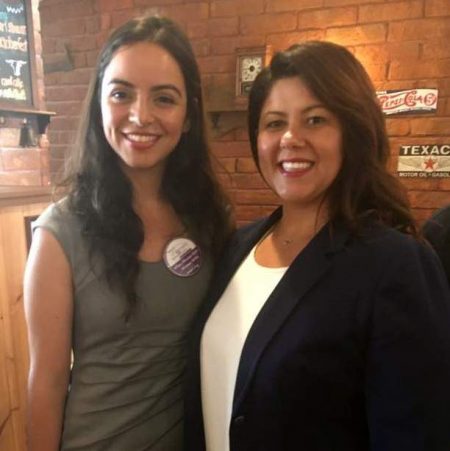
200, 245, 287, 451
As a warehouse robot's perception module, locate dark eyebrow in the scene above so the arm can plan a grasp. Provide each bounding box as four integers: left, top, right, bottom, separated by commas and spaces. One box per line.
262, 104, 326, 117
108, 78, 133, 88
151, 84, 183, 97
107, 79, 183, 97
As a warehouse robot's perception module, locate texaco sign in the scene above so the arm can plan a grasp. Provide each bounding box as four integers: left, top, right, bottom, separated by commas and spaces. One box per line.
397, 145, 450, 178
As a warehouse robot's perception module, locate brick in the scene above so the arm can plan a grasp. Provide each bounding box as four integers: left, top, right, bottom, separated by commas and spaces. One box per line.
414, 208, 440, 224
110, 10, 137, 29
235, 128, 250, 141
211, 0, 264, 17
326, 24, 387, 45
234, 189, 279, 205
410, 117, 450, 135
233, 173, 267, 189
45, 86, 88, 102
96, 0, 133, 12
241, 13, 297, 35
134, 0, 183, 5
71, 53, 87, 69
444, 98, 450, 115
237, 157, 257, 173
430, 78, 450, 96
353, 42, 420, 65
267, 30, 325, 51
43, 18, 86, 37
324, 0, 385, 5
39, 0, 95, 21
389, 18, 450, 41
425, 0, 450, 17
211, 130, 236, 142
298, 7, 357, 29
191, 39, 210, 57
409, 190, 450, 208
155, 4, 209, 25
212, 141, 252, 158
197, 55, 235, 74
46, 101, 83, 117
86, 50, 100, 67
42, 37, 66, 54
1, 149, 41, 171
188, 17, 239, 39
186, 21, 208, 39
213, 157, 236, 173
207, 18, 240, 37
48, 116, 81, 132
390, 59, 450, 79
70, 35, 97, 52
203, 73, 236, 110
210, 35, 266, 55
218, 173, 234, 189
359, 1, 423, 23
400, 178, 442, 192
235, 205, 266, 221
386, 118, 411, 136
85, 16, 101, 34
266, 0, 322, 12
439, 180, 450, 191
422, 40, 450, 59
49, 145, 70, 161
364, 63, 387, 82
100, 13, 112, 31
48, 131, 77, 146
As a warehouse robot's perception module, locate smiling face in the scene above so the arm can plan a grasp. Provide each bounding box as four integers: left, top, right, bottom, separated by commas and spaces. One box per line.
257, 76, 343, 212
100, 41, 188, 180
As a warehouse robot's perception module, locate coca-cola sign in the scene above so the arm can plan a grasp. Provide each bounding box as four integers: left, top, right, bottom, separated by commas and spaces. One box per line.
376, 89, 438, 115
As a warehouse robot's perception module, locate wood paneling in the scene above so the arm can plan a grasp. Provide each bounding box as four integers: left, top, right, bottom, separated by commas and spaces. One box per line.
0, 199, 49, 451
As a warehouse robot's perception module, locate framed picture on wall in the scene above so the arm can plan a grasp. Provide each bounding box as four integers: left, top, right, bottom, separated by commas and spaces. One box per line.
0, 0, 39, 109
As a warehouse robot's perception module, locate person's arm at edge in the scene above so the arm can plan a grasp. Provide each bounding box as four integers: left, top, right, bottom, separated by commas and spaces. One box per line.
365, 237, 450, 450
24, 228, 73, 451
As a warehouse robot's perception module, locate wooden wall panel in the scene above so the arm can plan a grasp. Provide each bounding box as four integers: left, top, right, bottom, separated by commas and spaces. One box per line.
0, 201, 49, 451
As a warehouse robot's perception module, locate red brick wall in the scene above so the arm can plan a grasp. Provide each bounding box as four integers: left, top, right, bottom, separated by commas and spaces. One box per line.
39, 0, 450, 224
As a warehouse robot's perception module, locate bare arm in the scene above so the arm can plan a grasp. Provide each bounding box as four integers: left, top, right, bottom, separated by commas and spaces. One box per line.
24, 228, 73, 451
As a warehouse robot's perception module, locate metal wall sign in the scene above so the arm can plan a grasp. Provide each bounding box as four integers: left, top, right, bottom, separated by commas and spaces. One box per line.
376, 89, 438, 115
397, 144, 450, 178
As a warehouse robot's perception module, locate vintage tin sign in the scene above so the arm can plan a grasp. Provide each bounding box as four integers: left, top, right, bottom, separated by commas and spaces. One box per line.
376, 89, 438, 115
397, 144, 450, 178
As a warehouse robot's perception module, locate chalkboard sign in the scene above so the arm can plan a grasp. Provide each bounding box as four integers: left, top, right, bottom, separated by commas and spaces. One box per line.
0, 0, 34, 107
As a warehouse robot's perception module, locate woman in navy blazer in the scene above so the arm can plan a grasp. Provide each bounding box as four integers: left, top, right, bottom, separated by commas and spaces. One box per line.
185, 41, 450, 451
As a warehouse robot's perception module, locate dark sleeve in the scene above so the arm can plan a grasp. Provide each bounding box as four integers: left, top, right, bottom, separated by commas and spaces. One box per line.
422, 207, 450, 285
365, 238, 450, 451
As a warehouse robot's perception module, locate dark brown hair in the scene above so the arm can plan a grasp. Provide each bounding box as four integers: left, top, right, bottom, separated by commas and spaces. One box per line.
248, 41, 417, 236
61, 15, 233, 316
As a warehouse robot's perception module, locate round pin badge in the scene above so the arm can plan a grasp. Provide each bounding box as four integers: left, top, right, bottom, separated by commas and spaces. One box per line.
163, 237, 202, 277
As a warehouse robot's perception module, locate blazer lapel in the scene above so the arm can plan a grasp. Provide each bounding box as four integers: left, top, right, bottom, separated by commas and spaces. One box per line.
232, 222, 349, 415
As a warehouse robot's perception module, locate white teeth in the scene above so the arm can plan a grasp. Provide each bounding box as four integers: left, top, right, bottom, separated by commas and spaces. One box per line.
126, 133, 158, 143
281, 161, 312, 172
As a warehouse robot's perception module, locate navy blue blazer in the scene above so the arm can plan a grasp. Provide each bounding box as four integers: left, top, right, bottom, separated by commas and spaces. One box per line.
185, 208, 450, 451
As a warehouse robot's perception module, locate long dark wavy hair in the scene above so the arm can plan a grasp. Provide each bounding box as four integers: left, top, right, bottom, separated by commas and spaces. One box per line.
248, 41, 418, 236
60, 15, 233, 315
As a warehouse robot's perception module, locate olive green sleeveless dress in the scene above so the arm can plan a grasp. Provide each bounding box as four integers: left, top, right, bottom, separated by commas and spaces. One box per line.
34, 200, 212, 450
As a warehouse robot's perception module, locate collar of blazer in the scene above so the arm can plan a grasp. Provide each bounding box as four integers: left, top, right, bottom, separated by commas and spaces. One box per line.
210, 206, 351, 416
